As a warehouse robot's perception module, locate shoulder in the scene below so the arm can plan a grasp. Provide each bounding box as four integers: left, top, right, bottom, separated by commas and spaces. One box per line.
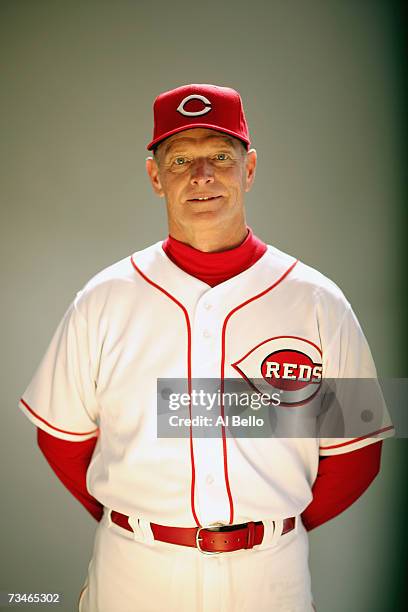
265, 243, 351, 312
73, 241, 163, 313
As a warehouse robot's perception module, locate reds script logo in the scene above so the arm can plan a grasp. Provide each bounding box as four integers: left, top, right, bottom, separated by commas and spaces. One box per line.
232, 336, 323, 406
177, 94, 212, 117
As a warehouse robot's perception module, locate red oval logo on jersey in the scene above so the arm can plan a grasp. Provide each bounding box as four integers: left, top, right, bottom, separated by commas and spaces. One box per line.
261, 350, 322, 391
232, 336, 323, 406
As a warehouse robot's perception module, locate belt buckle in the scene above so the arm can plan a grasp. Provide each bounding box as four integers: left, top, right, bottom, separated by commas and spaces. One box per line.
196, 522, 226, 555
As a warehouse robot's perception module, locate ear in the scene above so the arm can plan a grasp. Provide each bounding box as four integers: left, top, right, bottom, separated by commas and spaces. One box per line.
146, 156, 165, 197
244, 149, 257, 192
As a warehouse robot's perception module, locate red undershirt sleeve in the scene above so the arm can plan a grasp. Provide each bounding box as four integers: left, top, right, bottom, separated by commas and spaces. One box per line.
37, 427, 103, 522
301, 440, 383, 531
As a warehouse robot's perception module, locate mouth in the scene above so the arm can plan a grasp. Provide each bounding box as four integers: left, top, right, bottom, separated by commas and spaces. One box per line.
187, 195, 223, 203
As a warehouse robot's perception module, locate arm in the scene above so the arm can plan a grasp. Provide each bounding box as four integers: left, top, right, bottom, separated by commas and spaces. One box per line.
301, 440, 383, 531
37, 427, 103, 521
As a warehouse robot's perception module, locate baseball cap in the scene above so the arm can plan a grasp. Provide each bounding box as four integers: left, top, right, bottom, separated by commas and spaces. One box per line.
147, 83, 251, 151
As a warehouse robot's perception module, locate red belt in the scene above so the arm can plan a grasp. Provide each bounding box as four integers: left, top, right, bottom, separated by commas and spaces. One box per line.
110, 511, 296, 554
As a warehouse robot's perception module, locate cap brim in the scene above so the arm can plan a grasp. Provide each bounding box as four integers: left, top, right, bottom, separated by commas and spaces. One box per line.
147, 123, 250, 150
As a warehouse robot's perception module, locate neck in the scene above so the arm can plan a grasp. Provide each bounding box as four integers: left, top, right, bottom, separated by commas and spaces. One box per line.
162, 226, 268, 287
167, 218, 248, 253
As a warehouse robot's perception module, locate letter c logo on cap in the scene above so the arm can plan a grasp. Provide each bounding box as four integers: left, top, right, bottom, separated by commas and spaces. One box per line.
177, 94, 212, 116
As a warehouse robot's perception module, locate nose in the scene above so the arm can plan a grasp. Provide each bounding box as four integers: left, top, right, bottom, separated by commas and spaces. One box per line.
190, 158, 215, 186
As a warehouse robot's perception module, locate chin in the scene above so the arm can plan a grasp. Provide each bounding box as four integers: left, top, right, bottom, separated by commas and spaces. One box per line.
189, 208, 226, 222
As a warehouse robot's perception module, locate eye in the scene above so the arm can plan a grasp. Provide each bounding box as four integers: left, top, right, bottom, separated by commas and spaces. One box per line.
174, 156, 188, 165
215, 153, 229, 161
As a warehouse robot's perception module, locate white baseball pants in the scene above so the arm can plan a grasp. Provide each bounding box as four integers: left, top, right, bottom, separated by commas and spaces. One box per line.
78, 510, 315, 612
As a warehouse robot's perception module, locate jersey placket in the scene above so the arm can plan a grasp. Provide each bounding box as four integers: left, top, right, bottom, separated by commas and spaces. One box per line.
190, 290, 231, 526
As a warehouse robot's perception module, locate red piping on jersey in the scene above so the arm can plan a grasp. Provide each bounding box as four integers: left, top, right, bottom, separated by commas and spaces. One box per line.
77, 586, 88, 609
220, 259, 299, 524
20, 398, 99, 436
319, 425, 394, 450
130, 256, 200, 527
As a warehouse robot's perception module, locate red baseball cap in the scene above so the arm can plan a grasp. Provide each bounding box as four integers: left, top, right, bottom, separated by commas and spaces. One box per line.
147, 83, 251, 151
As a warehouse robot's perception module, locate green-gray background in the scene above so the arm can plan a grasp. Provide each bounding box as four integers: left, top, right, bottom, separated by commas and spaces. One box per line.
1, 1, 406, 610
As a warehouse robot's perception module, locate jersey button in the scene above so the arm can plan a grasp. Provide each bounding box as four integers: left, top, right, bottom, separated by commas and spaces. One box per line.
205, 474, 214, 485
203, 329, 211, 338
204, 302, 212, 310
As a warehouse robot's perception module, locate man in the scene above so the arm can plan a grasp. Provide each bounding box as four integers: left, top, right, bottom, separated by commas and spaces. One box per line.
19, 84, 394, 611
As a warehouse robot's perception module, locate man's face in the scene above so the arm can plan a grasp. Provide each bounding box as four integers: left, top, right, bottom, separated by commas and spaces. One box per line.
146, 128, 257, 237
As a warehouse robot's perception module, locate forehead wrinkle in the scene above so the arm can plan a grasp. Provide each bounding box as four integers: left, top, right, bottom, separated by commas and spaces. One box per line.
163, 134, 236, 155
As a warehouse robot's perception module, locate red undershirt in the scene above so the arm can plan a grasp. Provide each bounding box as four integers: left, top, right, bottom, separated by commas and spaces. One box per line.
162, 227, 268, 286
37, 228, 382, 529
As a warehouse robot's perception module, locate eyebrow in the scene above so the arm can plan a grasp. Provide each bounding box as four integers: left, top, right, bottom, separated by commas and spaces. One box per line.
163, 135, 236, 155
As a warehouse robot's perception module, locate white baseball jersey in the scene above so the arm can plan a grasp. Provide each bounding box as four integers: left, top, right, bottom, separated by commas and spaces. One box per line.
19, 241, 395, 529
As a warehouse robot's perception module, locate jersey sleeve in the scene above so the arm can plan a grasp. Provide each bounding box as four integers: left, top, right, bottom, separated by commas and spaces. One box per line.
18, 294, 100, 442
318, 304, 395, 456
